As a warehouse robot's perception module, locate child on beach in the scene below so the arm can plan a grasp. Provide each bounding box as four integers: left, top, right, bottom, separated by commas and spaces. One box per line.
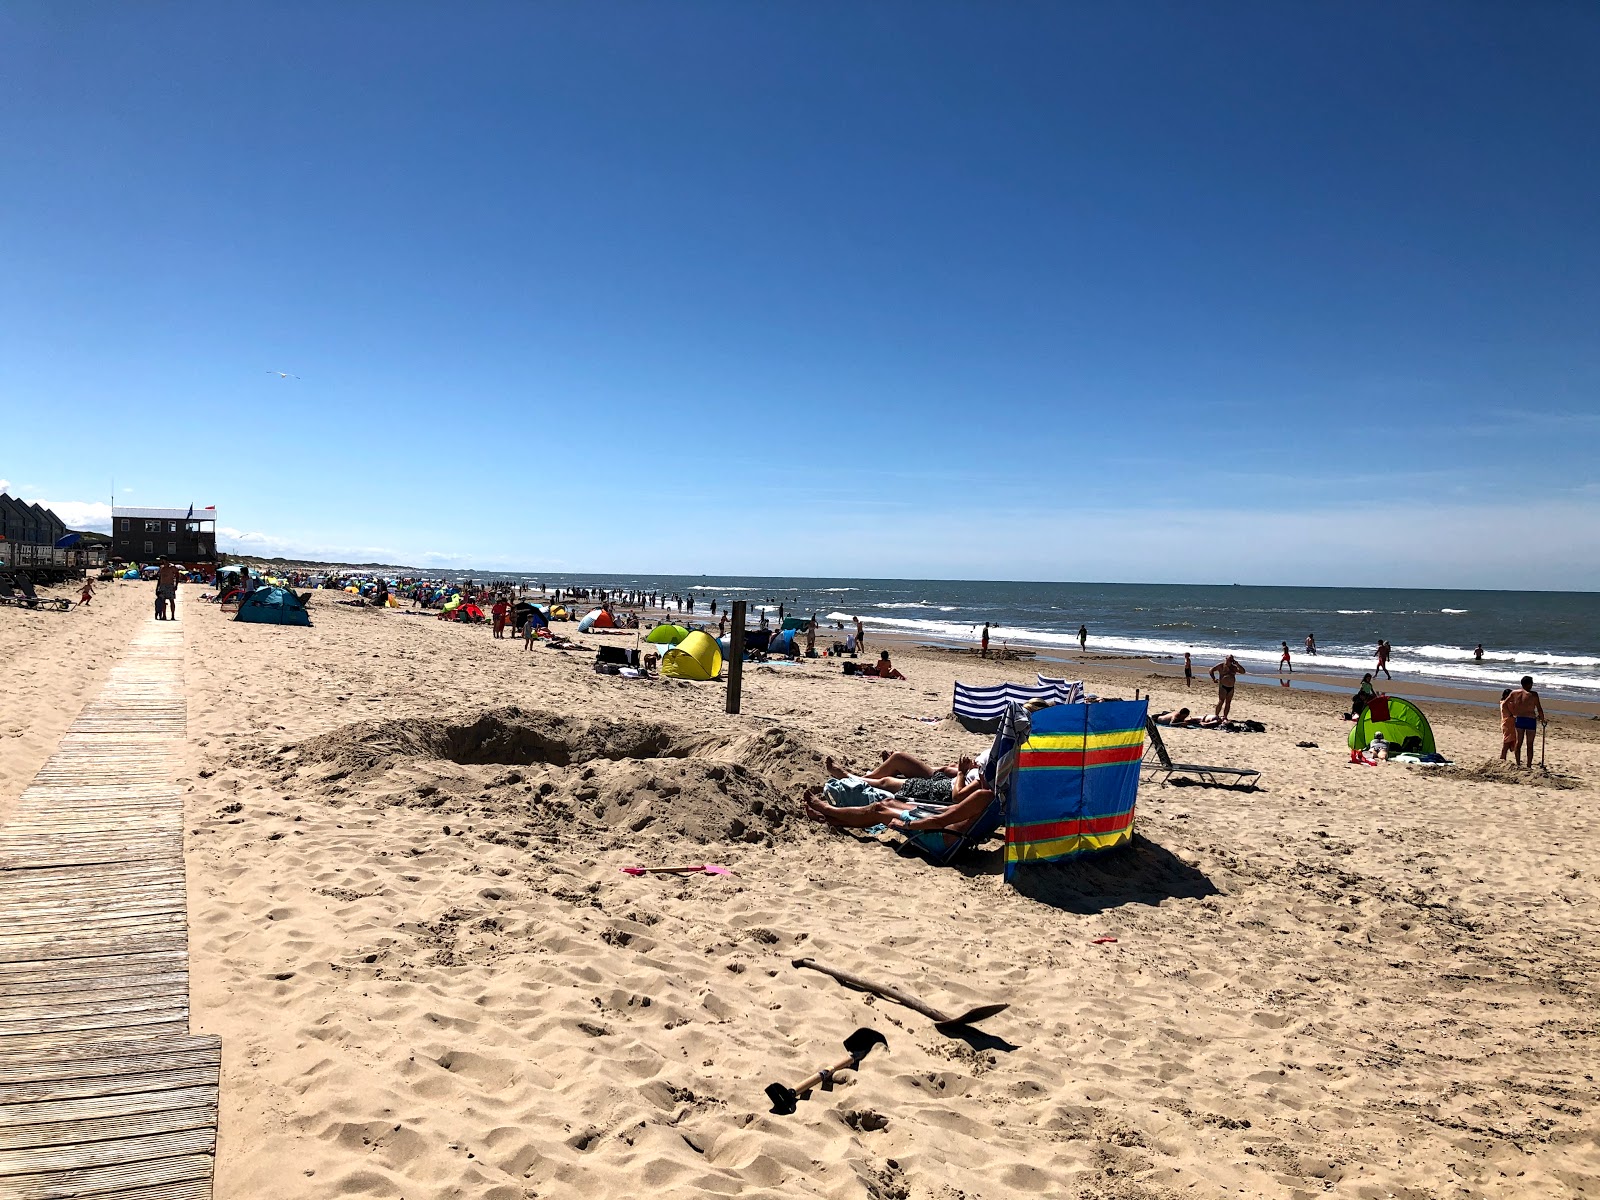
78, 578, 94, 606
1498, 689, 1516, 761
1501, 676, 1546, 768
1280, 642, 1292, 673
1184, 652, 1192, 687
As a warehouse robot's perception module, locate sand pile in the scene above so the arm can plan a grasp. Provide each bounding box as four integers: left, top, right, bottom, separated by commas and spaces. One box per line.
285, 706, 828, 846
1439, 759, 1583, 789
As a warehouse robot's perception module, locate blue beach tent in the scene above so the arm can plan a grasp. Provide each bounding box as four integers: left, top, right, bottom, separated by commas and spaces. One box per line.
235, 585, 311, 627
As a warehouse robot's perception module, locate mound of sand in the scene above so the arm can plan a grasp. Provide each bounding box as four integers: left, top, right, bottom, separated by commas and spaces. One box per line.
1439, 759, 1583, 789
286, 706, 829, 846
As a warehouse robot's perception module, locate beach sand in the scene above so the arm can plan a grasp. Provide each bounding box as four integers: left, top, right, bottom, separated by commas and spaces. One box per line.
7, 581, 1599, 1198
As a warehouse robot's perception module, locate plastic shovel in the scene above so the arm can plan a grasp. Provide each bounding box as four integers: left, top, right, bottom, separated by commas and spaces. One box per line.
619, 863, 731, 877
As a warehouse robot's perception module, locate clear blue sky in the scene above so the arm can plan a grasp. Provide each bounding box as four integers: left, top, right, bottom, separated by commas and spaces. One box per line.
3, 3, 1597, 587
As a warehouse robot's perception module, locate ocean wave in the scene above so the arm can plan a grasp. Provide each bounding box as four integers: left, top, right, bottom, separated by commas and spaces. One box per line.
1440, 608, 1469, 614
1402, 644, 1600, 668
830, 610, 1600, 693
871, 602, 934, 609
1336, 610, 1375, 615
817, 587, 857, 592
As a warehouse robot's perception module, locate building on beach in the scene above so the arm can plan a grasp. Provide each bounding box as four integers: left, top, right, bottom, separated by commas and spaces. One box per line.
0, 493, 67, 548
111, 505, 219, 564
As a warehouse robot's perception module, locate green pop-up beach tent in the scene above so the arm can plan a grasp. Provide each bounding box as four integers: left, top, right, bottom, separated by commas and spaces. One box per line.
1347, 695, 1436, 755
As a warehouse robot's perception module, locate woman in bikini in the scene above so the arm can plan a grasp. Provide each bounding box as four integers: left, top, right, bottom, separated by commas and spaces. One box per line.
1209, 654, 1244, 719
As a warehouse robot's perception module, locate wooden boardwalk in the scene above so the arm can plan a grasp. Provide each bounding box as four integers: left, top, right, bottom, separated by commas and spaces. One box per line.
0, 602, 221, 1199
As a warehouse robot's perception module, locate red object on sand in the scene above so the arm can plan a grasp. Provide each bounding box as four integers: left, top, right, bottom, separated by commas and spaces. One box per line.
1091, 937, 1118, 944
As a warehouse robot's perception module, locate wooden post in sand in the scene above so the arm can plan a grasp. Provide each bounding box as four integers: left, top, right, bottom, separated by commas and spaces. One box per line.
727, 601, 746, 714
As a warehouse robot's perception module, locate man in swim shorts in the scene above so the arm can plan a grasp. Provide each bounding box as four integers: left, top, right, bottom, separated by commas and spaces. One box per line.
1209, 654, 1244, 719
1501, 676, 1546, 768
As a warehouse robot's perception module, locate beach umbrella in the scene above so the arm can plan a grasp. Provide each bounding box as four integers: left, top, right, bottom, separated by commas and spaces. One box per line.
646, 624, 690, 645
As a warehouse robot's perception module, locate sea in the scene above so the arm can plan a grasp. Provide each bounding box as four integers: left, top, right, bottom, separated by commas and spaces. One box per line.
434, 572, 1600, 700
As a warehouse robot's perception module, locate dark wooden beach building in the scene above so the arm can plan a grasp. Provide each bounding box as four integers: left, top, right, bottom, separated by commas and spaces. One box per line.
0, 493, 67, 547
111, 505, 219, 564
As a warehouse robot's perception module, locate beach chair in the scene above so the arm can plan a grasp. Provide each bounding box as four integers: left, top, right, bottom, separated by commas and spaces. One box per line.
1141, 719, 1260, 790
899, 707, 1022, 865
1004, 699, 1148, 880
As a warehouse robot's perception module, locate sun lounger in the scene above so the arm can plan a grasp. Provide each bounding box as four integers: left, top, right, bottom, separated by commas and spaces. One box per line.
1141, 719, 1260, 790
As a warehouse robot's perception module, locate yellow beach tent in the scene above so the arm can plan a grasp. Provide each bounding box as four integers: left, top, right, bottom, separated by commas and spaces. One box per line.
661, 630, 722, 681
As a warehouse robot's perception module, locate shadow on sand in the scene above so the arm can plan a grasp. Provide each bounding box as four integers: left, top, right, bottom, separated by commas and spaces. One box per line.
903, 834, 1219, 915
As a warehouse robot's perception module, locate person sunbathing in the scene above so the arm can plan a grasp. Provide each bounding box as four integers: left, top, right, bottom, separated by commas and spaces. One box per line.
825, 752, 955, 782
802, 758, 992, 831
1153, 707, 1193, 726
874, 651, 906, 680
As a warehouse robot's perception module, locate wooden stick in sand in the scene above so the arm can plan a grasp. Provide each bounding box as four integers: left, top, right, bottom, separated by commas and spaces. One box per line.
792, 958, 1010, 1032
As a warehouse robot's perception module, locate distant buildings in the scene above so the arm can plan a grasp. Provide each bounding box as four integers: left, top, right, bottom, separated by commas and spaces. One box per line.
0, 493, 67, 547
111, 506, 219, 564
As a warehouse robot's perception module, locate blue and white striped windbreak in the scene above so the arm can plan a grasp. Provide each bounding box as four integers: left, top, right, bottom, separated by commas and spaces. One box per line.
952, 675, 1085, 721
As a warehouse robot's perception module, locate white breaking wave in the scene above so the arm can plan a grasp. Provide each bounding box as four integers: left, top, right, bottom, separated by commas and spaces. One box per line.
1336, 609, 1375, 615
817, 587, 857, 592
827, 611, 1600, 693
871, 601, 934, 609
1441, 608, 1469, 614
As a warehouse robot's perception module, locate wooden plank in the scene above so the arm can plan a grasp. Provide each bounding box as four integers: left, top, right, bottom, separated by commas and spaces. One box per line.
0, 952, 189, 984
0, 933, 188, 965
0, 1086, 215, 1132
0, 991, 190, 1025
0, 1000, 189, 1034
0, 1065, 219, 1108
0, 1103, 218, 1152
0, 1023, 194, 1054
0, 1149, 216, 1200
1, 972, 191, 1000
0, 1036, 219, 1075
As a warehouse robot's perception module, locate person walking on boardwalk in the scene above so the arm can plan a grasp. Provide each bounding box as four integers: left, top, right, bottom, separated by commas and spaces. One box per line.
1184, 652, 1193, 688
1502, 676, 1547, 769
1078, 624, 1088, 651
1375, 639, 1392, 680
1280, 642, 1293, 673
155, 558, 180, 621
1210, 654, 1245, 719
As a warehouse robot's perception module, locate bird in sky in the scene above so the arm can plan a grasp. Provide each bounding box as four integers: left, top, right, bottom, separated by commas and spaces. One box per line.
266, 370, 300, 379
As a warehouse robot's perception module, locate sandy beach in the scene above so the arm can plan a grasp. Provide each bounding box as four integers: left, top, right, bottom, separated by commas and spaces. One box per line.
4, 579, 1598, 1199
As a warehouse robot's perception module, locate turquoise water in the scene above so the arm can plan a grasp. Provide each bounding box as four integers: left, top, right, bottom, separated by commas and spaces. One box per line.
497, 576, 1598, 698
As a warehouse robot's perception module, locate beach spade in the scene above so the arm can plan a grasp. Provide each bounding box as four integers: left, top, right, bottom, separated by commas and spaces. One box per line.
792, 957, 1010, 1032
618, 863, 731, 877
765, 1027, 888, 1115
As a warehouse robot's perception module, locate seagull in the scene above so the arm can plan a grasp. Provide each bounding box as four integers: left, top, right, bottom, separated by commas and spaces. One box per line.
266, 370, 300, 379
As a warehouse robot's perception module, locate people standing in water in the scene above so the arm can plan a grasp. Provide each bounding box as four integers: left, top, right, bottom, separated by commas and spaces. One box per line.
1305, 632, 1316, 655
1078, 624, 1088, 651
1279, 642, 1292, 674
1474, 644, 1484, 662
1184, 652, 1193, 688
1209, 654, 1244, 719
1501, 676, 1547, 768
1375, 639, 1392, 680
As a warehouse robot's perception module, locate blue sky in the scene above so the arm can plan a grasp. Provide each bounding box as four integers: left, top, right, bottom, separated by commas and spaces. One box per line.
3, 3, 1597, 588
